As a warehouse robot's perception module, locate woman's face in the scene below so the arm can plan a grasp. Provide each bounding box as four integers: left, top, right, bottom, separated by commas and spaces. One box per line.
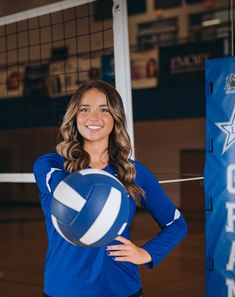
76, 88, 114, 146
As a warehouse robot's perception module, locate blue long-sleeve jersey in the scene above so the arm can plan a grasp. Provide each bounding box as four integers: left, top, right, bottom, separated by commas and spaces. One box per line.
33, 152, 187, 297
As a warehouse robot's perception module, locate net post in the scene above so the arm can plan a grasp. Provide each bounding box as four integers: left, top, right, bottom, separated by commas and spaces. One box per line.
112, 0, 135, 158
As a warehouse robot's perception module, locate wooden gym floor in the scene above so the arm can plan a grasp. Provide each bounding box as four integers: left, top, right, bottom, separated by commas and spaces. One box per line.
0, 206, 205, 297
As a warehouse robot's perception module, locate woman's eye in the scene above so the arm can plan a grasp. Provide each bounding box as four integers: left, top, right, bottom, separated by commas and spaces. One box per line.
101, 108, 110, 113
80, 108, 89, 112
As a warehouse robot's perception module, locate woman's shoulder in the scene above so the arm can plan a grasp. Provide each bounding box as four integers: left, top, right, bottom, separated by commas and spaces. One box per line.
129, 159, 156, 182
33, 152, 64, 171
129, 159, 151, 173
129, 159, 162, 198
36, 151, 63, 162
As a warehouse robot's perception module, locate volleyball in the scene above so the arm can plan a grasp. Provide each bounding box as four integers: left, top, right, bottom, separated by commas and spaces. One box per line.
51, 168, 129, 247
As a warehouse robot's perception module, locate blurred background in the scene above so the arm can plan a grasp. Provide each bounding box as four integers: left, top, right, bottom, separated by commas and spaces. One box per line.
0, 0, 231, 296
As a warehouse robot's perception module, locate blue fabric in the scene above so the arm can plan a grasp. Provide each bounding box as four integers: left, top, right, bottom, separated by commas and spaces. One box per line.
204, 57, 235, 297
33, 152, 187, 297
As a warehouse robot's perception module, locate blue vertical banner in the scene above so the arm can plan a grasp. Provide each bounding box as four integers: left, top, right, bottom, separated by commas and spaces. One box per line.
205, 57, 235, 297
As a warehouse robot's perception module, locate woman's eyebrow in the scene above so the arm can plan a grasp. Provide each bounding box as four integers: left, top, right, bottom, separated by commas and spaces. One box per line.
79, 104, 109, 107
79, 104, 108, 106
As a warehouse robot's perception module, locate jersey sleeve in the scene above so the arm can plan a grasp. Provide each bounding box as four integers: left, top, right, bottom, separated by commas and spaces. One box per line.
33, 152, 69, 194
134, 161, 188, 269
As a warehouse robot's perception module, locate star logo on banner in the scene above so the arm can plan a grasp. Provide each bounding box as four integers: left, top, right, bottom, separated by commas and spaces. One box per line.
215, 105, 235, 154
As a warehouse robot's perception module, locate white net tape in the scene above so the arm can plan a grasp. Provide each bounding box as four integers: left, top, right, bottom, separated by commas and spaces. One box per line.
0, 0, 95, 26
0, 173, 204, 184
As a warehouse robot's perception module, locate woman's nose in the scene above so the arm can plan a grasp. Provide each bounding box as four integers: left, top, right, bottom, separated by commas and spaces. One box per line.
88, 110, 100, 120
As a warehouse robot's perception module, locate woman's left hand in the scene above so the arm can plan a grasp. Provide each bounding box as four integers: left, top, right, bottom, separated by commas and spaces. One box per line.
106, 236, 152, 265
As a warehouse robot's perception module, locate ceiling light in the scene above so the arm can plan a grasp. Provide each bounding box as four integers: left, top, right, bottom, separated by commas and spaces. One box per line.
202, 18, 222, 27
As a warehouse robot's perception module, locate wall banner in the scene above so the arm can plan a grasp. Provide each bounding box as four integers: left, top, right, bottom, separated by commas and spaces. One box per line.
160, 39, 224, 87
204, 57, 235, 297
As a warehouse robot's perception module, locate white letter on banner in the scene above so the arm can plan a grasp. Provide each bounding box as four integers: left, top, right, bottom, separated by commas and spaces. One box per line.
227, 164, 235, 194
226, 202, 235, 233
227, 241, 235, 271
226, 278, 235, 297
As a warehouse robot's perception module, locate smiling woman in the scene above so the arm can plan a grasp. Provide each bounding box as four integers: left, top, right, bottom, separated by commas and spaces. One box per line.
56, 80, 142, 199
33, 79, 188, 297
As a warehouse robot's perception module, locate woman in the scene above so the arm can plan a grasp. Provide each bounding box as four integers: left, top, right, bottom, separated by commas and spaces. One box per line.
33, 80, 188, 297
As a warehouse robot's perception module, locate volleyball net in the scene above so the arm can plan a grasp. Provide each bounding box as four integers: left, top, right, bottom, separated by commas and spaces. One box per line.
0, 0, 134, 205
0, 0, 203, 207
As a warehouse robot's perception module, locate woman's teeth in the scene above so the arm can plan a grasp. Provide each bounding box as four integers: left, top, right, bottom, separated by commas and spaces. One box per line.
87, 125, 102, 129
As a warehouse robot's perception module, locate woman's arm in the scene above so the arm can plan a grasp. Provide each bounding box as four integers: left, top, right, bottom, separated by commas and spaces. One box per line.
33, 152, 69, 194
136, 161, 188, 269
106, 161, 188, 267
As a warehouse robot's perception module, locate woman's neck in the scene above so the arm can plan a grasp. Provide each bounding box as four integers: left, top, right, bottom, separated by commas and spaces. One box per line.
84, 142, 109, 169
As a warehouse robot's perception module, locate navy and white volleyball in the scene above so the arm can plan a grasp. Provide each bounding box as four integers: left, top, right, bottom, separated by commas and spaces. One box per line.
51, 169, 129, 247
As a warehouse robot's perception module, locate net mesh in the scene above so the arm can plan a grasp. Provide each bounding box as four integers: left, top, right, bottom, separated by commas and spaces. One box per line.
0, 1, 114, 204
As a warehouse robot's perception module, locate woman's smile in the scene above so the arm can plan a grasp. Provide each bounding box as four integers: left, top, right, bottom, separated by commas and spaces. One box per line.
86, 125, 103, 130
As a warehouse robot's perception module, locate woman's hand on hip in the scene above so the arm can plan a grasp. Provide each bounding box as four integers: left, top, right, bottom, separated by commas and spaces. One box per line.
106, 236, 152, 265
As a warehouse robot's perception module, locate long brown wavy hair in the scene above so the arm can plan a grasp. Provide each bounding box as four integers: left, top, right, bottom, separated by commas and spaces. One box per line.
56, 80, 144, 201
